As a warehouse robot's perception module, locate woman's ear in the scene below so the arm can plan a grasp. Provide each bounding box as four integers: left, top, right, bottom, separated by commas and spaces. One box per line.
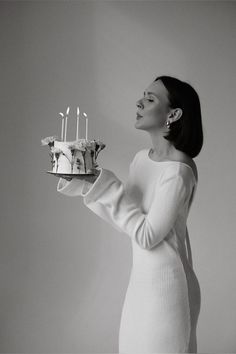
168, 108, 183, 123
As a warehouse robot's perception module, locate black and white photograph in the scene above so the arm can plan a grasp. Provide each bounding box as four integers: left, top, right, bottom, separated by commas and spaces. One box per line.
1, 1, 236, 353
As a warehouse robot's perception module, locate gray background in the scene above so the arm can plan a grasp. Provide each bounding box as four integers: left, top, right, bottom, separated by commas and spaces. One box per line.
1, 1, 236, 353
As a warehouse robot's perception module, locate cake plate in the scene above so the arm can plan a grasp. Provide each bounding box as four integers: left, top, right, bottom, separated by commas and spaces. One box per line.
46, 171, 97, 178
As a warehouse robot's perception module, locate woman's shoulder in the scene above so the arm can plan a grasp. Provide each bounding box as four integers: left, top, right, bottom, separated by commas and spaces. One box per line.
157, 151, 198, 186
129, 149, 146, 166
129, 149, 198, 184
175, 153, 198, 183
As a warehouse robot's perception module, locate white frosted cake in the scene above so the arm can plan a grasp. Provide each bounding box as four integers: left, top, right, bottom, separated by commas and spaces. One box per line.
41, 136, 106, 174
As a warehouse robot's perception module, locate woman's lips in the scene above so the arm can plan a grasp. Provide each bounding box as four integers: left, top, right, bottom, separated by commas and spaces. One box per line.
136, 113, 143, 119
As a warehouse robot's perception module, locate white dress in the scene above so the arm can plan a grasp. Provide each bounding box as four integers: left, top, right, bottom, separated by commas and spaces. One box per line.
57, 148, 201, 353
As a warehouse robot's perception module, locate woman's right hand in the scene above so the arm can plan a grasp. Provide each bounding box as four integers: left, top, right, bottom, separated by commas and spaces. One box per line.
62, 176, 73, 182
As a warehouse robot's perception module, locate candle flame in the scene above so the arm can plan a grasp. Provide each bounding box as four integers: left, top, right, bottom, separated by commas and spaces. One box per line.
59, 112, 64, 117
83, 112, 87, 117
77, 106, 80, 115
66, 106, 70, 115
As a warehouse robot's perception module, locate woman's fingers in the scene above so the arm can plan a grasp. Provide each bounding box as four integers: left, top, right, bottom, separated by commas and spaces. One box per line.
63, 177, 73, 181
61, 175, 94, 182
53, 171, 100, 183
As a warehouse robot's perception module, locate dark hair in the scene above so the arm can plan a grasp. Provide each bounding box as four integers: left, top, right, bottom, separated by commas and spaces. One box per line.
154, 75, 204, 158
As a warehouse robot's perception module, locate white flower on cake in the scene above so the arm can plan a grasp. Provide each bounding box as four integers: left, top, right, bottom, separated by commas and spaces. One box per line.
41, 136, 58, 146
69, 141, 86, 152
84, 141, 96, 150
51, 146, 63, 154
67, 143, 79, 151
74, 139, 92, 150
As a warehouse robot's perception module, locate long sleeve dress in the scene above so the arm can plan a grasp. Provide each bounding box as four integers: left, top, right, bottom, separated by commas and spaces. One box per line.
57, 148, 201, 353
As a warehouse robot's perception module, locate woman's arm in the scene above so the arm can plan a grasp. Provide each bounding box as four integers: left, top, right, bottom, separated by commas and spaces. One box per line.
80, 167, 192, 250
58, 164, 193, 250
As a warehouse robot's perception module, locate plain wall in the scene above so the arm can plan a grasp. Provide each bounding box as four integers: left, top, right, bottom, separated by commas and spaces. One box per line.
1, 1, 236, 353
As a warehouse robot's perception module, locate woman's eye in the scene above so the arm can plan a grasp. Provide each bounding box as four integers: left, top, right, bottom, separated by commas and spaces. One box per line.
142, 95, 154, 102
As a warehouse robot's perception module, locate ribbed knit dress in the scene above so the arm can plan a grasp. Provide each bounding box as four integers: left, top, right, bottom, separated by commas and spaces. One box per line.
57, 148, 201, 353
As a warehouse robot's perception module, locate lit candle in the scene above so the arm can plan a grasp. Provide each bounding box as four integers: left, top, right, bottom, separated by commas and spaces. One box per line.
83, 112, 88, 140
64, 106, 70, 141
59, 112, 64, 141
76, 106, 80, 140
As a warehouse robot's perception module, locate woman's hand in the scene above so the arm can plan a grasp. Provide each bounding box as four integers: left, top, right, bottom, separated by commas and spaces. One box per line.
62, 176, 73, 182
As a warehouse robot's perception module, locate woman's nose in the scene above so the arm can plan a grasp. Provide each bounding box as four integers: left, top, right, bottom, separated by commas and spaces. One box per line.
136, 100, 143, 109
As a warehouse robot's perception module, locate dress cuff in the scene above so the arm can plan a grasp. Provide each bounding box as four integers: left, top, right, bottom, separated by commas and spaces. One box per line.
81, 167, 118, 202
57, 177, 87, 197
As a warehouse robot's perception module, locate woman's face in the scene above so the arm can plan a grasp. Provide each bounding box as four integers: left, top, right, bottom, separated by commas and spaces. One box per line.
135, 79, 171, 132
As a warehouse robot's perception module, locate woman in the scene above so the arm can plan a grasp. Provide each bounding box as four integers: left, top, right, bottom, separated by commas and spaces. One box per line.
57, 75, 203, 353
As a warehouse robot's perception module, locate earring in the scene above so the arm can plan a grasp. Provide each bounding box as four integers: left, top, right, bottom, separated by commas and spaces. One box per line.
166, 120, 171, 129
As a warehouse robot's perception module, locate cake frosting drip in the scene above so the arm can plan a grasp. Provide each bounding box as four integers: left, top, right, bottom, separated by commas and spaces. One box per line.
41, 136, 106, 174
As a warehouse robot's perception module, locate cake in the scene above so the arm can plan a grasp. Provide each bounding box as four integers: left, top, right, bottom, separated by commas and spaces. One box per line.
41, 136, 106, 175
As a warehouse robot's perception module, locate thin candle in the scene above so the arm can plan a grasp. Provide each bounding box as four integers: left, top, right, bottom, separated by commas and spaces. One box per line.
86, 118, 88, 140
64, 106, 70, 141
59, 112, 64, 141
76, 106, 80, 140
83, 112, 88, 140
64, 117, 68, 141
